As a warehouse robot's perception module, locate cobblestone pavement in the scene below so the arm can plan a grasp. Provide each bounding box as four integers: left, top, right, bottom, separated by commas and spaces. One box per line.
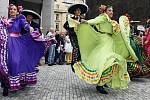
1, 65, 150, 100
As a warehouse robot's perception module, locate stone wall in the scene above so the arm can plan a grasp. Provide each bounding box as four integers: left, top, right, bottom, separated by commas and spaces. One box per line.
0, 0, 9, 17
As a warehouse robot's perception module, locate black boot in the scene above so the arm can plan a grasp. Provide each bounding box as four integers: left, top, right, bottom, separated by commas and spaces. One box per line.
96, 86, 108, 94
3, 87, 8, 96
104, 84, 109, 88
71, 64, 75, 73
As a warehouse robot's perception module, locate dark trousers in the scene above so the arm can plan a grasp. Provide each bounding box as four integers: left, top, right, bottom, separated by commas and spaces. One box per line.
45, 50, 49, 64
68, 32, 81, 72
58, 51, 65, 65
1, 81, 6, 88
54, 48, 59, 63
69, 34, 81, 65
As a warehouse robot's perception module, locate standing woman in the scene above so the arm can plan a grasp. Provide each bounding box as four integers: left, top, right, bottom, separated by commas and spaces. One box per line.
63, 4, 88, 72
64, 33, 73, 64
73, 5, 137, 94
0, 4, 46, 96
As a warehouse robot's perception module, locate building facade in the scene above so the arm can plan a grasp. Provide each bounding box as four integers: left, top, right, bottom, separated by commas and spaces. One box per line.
0, 0, 54, 33
54, 0, 85, 33
0, 0, 86, 33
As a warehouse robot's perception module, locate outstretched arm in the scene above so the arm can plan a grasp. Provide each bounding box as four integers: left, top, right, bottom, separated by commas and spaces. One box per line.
87, 14, 105, 25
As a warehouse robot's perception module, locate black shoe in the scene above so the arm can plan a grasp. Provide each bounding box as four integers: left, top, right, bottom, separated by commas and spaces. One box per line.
3, 88, 8, 96
35, 68, 39, 73
58, 62, 64, 65
104, 84, 109, 88
53, 63, 56, 65
96, 86, 108, 94
48, 64, 53, 66
71, 65, 75, 73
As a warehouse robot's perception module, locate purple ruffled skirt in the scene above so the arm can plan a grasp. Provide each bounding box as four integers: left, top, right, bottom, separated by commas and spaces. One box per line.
7, 33, 45, 91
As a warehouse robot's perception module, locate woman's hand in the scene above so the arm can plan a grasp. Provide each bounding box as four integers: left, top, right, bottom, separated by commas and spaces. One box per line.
81, 19, 88, 24
30, 27, 34, 33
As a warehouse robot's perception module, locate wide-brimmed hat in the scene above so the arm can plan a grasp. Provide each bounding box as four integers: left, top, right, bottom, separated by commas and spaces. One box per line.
21, 9, 41, 19
68, 3, 88, 14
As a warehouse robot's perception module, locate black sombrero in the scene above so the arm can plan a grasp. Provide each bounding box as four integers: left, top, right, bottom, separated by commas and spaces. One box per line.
21, 9, 41, 19
68, 3, 88, 14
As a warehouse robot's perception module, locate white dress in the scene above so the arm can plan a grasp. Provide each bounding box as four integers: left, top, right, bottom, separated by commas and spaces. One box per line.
64, 35, 73, 53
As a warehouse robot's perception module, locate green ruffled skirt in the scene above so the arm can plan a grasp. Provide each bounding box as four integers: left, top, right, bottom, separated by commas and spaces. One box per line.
73, 24, 130, 89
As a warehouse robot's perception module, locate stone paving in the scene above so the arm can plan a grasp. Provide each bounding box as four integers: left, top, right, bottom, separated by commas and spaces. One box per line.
0, 65, 150, 100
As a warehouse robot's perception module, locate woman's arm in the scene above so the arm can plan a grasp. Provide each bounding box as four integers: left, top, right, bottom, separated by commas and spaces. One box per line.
19, 15, 33, 32
20, 19, 30, 31
87, 14, 105, 25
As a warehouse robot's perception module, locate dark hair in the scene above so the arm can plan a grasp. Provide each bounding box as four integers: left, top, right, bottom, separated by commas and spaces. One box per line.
98, 5, 112, 13
104, 5, 113, 12
8, 4, 23, 13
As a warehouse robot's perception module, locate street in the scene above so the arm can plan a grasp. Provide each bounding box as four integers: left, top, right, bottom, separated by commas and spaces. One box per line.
1, 64, 150, 100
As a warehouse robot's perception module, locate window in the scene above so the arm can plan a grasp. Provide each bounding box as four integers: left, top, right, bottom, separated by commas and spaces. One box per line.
66, 15, 68, 20
56, 14, 59, 21
56, 4, 59, 10
56, 23, 59, 31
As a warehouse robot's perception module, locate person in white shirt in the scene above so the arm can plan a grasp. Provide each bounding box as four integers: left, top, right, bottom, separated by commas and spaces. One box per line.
64, 33, 73, 64
46, 28, 56, 66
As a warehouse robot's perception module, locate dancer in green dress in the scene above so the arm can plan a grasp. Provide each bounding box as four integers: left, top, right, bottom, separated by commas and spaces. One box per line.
119, 14, 150, 78
73, 5, 137, 94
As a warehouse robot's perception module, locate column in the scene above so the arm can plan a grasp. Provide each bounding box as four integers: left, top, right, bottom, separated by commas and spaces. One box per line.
41, 0, 54, 33
0, 0, 9, 17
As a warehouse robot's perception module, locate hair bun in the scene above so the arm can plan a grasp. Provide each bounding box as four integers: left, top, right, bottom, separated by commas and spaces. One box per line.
99, 5, 106, 13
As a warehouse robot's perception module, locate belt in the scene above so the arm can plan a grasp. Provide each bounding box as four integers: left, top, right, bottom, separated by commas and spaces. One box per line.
9, 32, 21, 37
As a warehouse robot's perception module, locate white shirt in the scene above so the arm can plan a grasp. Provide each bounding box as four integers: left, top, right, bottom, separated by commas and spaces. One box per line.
46, 32, 55, 40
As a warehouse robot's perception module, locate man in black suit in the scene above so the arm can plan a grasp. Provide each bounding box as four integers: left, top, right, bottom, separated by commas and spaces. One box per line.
26, 15, 41, 33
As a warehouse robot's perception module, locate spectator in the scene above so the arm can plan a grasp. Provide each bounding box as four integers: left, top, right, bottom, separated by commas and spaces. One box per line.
46, 28, 56, 66
64, 33, 73, 64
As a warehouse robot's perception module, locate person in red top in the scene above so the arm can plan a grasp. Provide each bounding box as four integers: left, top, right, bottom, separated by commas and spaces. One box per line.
144, 19, 150, 56
143, 19, 150, 67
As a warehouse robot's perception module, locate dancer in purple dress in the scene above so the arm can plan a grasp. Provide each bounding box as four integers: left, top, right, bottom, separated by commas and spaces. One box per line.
0, 4, 52, 96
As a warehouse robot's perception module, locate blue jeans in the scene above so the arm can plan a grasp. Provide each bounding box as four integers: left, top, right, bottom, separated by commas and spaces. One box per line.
48, 44, 56, 64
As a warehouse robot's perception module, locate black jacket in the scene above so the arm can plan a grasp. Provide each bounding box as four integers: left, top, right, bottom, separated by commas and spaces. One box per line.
63, 16, 81, 35
30, 21, 41, 34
